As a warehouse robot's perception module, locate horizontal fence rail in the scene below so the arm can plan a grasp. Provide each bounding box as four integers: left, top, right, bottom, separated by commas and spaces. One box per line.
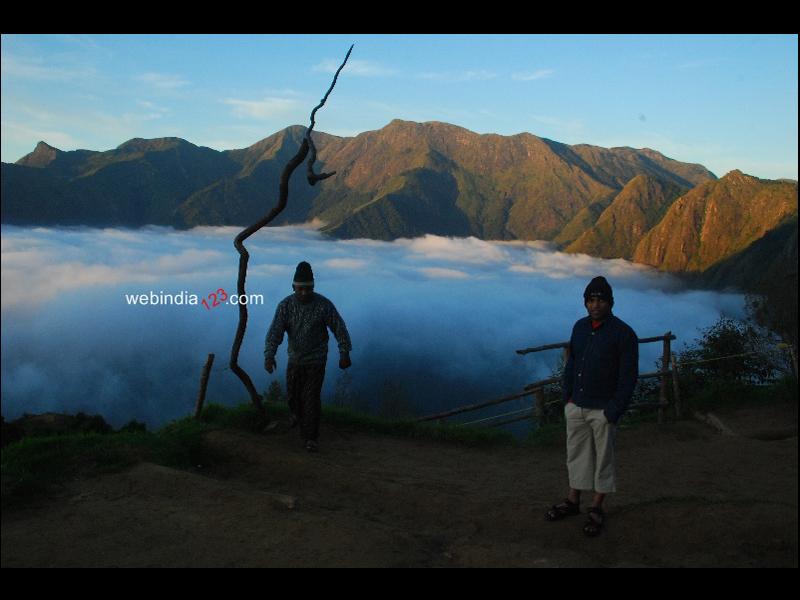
420, 331, 681, 426
416, 389, 535, 423
515, 333, 676, 355
458, 407, 534, 428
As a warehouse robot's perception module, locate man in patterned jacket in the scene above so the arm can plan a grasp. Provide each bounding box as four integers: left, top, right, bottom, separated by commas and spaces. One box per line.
265, 261, 352, 452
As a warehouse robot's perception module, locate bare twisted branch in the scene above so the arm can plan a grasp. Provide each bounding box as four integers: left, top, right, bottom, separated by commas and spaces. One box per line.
306, 43, 353, 186
229, 45, 353, 424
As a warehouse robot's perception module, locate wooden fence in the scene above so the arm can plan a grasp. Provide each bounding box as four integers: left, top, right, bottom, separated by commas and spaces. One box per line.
416, 332, 681, 428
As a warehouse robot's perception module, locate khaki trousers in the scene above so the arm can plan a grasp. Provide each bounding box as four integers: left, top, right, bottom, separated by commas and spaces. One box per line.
565, 403, 617, 494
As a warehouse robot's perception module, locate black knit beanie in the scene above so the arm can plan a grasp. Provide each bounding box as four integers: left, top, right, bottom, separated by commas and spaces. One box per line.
293, 261, 314, 286
583, 276, 614, 307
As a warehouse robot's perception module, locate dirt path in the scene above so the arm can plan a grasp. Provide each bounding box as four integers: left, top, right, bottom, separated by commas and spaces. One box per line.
2, 406, 797, 567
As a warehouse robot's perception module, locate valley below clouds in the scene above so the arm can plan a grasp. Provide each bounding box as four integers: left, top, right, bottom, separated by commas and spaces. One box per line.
1, 224, 747, 430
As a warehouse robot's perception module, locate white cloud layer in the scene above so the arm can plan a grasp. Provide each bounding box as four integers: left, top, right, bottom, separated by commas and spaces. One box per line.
1, 53, 96, 82
419, 70, 498, 83
135, 72, 190, 90
223, 96, 304, 120
314, 58, 395, 77
512, 69, 554, 81
1, 225, 746, 430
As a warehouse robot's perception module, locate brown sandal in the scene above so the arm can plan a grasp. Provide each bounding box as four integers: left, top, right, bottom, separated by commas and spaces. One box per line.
545, 498, 580, 521
583, 506, 605, 536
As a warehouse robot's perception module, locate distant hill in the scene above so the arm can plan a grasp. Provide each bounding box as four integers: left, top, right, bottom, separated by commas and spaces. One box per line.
315, 120, 715, 241
566, 174, 688, 259
3, 137, 240, 226
632, 171, 797, 273
2, 120, 715, 238
3, 120, 797, 298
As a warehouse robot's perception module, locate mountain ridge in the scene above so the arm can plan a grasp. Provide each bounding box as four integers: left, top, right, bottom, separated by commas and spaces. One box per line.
3, 120, 796, 297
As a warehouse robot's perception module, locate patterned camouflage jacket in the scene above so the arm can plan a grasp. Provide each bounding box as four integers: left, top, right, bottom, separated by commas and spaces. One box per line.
264, 293, 352, 366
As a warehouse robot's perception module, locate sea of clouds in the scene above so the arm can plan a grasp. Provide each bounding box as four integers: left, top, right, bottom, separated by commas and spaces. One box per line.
1, 223, 747, 431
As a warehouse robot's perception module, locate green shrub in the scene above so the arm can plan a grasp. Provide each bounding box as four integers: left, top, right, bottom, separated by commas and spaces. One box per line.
673, 316, 795, 414
677, 317, 782, 387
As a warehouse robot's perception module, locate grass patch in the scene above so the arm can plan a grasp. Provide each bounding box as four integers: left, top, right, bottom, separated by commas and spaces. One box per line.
264, 400, 516, 446
1, 417, 221, 509
526, 421, 564, 448
196, 402, 266, 432
680, 376, 797, 415
2, 433, 137, 504
321, 404, 517, 446
618, 408, 660, 427
524, 404, 682, 447
4, 432, 136, 508
2, 400, 513, 508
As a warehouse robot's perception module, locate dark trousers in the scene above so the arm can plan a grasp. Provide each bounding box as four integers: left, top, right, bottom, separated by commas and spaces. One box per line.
286, 363, 326, 442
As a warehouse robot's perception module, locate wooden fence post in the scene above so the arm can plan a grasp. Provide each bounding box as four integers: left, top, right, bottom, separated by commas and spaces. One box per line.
194, 353, 215, 419
658, 332, 671, 425
671, 352, 682, 420
534, 388, 546, 425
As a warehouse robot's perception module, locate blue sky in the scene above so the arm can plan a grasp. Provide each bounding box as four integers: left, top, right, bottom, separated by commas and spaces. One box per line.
1, 34, 797, 179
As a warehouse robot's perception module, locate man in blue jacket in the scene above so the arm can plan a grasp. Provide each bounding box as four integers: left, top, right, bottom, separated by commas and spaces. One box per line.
545, 276, 638, 536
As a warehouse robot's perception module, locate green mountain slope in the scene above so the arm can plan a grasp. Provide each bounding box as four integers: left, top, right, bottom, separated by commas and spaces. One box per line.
2, 120, 717, 239
5, 138, 241, 226
566, 174, 688, 259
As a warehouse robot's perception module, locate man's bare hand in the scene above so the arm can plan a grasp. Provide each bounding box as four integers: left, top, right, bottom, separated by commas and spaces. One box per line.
339, 353, 352, 369
265, 357, 276, 373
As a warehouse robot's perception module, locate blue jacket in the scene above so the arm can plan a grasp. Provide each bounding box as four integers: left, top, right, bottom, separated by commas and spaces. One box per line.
562, 314, 638, 424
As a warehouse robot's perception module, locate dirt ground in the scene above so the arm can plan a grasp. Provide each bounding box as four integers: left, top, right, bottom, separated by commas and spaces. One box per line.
2, 403, 797, 568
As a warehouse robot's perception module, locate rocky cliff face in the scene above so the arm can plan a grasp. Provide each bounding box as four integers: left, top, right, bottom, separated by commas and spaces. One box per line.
16, 141, 61, 168
632, 171, 798, 272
